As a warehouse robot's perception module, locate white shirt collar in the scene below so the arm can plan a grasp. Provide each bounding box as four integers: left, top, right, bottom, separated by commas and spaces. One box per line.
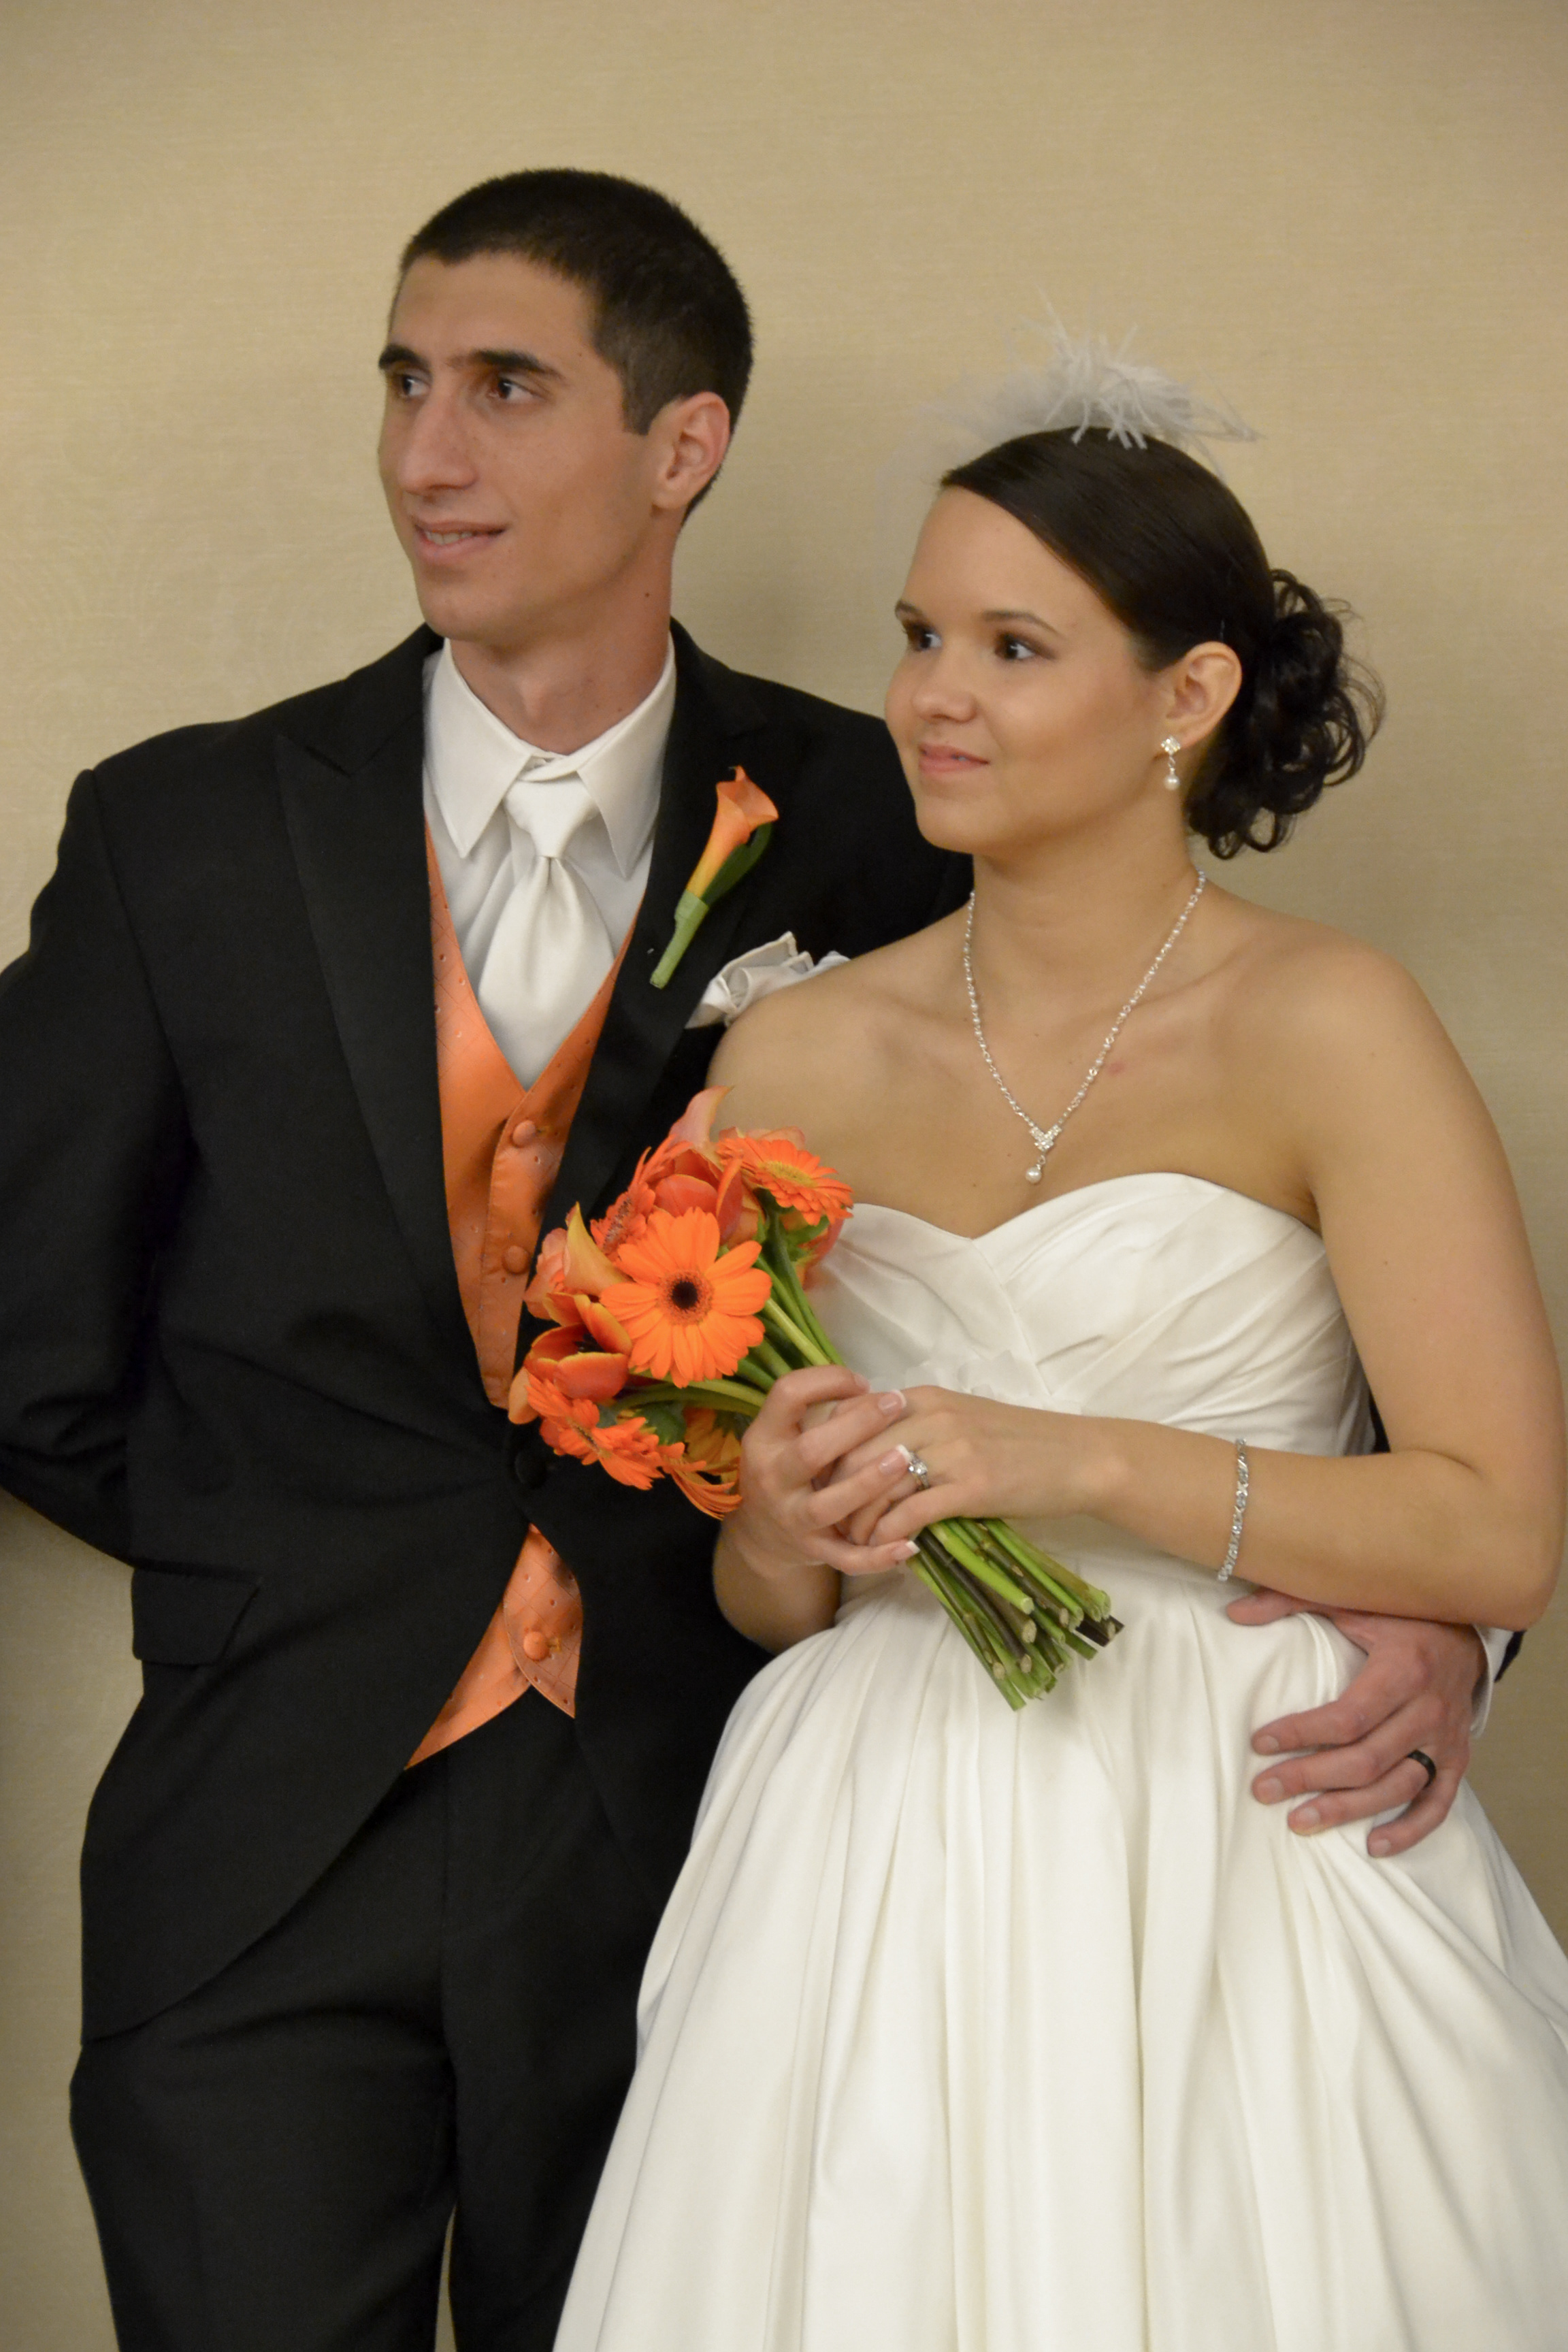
424, 636, 676, 875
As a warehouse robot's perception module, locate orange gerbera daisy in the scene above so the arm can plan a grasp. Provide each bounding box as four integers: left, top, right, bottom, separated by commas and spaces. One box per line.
592, 1169, 657, 1257
604, 1208, 771, 1386
527, 1387, 678, 1490
723, 1130, 855, 1224
670, 1408, 745, 1519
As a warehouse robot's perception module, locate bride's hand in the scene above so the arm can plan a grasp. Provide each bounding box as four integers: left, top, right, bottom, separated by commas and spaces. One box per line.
727, 1366, 922, 1584
829, 1386, 1100, 1544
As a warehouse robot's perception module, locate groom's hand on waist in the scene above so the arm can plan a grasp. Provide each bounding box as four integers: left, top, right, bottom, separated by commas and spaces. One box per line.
1226, 1592, 1484, 1857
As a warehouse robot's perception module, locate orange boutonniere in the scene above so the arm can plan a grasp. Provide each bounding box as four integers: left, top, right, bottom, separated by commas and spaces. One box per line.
650, 767, 779, 990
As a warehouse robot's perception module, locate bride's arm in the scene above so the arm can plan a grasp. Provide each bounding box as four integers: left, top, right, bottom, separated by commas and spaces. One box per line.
851, 948, 1565, 1629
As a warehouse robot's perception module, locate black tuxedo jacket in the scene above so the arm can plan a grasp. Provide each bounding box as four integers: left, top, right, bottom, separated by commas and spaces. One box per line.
0, 623, 968, 2036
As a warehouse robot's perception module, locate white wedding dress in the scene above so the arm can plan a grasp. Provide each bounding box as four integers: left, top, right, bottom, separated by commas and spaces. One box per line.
556, 1176, 1568, 2352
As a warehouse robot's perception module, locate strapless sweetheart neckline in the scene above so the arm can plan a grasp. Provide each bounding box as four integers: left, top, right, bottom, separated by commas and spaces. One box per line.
848, 1167, 1319, 1250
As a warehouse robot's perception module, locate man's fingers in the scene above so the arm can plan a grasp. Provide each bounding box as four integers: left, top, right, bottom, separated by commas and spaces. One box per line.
1366, 1771, 1463, 1857
1254, 1739, 1426, 1813
1252, 1661, 1405, 1758
1280, 1757, 1460, 1844
1225, 1587, 1313, 1626
1251, 1699, 1442, 1801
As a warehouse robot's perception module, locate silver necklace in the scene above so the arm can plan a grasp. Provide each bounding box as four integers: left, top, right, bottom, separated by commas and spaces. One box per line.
964, 870, 1207, 1183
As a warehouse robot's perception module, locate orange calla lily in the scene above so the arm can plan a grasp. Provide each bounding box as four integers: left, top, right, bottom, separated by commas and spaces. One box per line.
649, 776, 779, 990
576, 1295, 633, 1353
560, 1205, 619, 1296
687, 769, 780, 899
668, 1086, 730, 1147
551, 1351, 630, 1403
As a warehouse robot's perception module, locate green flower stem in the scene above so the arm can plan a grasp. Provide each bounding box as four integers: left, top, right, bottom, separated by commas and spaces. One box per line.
962, 1522, 1083, 1629
762, 1296, 832, 1367
649, 891, 710, 990
775, 1268, 838, 1364
634, 1377, 764, 1415
909, 1557, 1014, 1696
981, 1516, 1112, 1619
750, 1338, 794, 1383
759, 1216, 842, 1363
912, 1544, 1025, 1701
933, 1546, 1033, 1673
932, 1519, 1036, 1617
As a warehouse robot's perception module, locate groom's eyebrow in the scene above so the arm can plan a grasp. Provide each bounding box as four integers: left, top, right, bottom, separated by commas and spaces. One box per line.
376, 342, 566, 384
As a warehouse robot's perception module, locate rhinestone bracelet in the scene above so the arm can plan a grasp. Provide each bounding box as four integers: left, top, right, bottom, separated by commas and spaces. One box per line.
1217, 1438, 1250, 1583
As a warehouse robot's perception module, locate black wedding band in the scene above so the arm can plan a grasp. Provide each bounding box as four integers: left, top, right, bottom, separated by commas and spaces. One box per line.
1407, 1748, 1438, 1789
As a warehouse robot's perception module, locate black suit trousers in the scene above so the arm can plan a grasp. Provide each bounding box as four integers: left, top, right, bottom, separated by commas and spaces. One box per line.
71, 1694, 659, 2352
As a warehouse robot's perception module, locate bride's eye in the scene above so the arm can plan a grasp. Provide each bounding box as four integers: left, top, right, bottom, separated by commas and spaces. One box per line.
997, 632, 1043, 663
900, 621, 938, 652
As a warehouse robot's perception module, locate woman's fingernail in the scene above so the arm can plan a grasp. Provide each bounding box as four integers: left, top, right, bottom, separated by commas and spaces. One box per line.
1290, 1805, 1322, 1832
893, 1541, 918, 1560
878, 1390, 906, 1415
877, 1450, 908, 1476
1369, 1835, 1392, 1858
1255, 1776, 1283, 1804
1254, 1733, 1280, 1754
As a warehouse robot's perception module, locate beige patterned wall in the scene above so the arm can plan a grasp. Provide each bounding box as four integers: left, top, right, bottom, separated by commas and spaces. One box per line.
2, 1, 1565, 2342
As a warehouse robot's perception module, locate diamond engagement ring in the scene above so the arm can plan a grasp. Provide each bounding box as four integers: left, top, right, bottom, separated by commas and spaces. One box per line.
897, 1446, 932, 1490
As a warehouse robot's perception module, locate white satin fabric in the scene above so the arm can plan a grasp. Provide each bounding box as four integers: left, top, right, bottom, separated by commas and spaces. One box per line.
557, 1176, 1568, 2352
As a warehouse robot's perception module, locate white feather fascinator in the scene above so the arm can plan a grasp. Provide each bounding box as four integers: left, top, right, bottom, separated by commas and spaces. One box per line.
922, 316, 1259, 469
875, 318, 1258, 585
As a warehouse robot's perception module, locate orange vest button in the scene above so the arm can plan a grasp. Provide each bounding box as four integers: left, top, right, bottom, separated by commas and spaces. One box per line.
519, 1628, 552, 1663
502, 1245, 529, 1275
510, 1120, 537, 1149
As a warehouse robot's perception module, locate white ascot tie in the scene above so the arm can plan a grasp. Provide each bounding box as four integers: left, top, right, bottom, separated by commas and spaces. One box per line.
471, 763, 617, 1087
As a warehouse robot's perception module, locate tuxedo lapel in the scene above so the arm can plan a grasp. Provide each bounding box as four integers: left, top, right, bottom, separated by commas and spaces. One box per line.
276, 633, 474, 1369
540, 627, 774, 1244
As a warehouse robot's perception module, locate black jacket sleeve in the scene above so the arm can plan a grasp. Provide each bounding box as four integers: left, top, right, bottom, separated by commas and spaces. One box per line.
0, 772, 191, 1557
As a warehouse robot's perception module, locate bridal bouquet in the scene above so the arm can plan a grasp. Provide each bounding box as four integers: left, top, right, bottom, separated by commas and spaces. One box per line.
512, 1091, 1121, 1708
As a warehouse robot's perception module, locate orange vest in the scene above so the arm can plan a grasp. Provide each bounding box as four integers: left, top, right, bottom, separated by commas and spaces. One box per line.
408, 830, 626, 1766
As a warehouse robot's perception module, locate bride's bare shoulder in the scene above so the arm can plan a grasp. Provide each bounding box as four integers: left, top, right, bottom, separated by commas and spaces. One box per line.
1216, 895, 1440, 1040
706, 922, 951, 1136
1211, 892, 1473, 1127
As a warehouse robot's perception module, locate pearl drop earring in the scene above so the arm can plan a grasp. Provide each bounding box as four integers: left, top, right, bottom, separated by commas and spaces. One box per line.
1160, 736, 1183, 791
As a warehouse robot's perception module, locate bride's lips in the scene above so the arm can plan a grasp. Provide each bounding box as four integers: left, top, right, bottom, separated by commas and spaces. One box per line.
410, 521, 505, 566
917, 742, 988, 777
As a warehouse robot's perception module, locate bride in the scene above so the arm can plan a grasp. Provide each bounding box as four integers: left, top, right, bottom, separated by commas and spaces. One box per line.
555, 366, 1568, 2349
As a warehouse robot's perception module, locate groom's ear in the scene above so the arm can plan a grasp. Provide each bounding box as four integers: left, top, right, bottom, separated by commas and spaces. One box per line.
649, 391, 733, 520
1162, 642, 1243, 751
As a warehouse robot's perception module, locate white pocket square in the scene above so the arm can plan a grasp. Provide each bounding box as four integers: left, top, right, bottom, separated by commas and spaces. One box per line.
685, 934, 849, 1029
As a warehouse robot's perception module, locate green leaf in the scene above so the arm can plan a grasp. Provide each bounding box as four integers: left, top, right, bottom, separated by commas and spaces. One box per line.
702, 822, 773, 906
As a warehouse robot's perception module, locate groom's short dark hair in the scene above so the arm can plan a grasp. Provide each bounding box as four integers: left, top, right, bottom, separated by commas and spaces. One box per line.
399, 169, 753, 437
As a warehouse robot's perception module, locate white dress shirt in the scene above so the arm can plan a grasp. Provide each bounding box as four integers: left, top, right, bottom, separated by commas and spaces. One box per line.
423, 637, 676, 1085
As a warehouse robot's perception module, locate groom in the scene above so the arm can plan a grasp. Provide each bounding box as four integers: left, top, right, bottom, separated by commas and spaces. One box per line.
0, 169, 1496, 2351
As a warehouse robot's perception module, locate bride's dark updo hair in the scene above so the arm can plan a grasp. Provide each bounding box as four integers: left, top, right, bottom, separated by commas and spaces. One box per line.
941, 431, 1383, 858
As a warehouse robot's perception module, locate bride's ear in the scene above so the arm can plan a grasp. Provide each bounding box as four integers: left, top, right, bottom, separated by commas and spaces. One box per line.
1162, 643, 1243, 751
